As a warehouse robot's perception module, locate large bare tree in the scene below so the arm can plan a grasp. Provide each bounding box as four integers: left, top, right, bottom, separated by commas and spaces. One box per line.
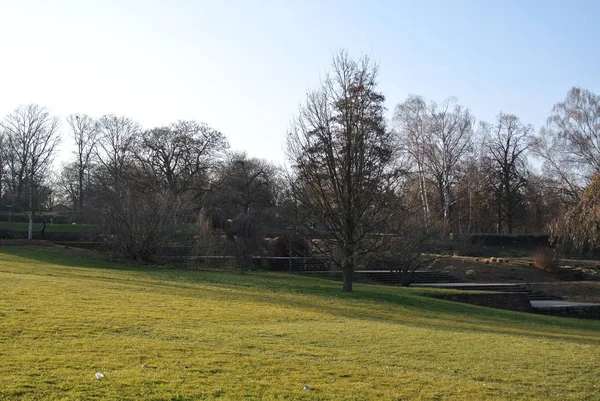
533, 87, 600, 201
393, 96, 432, 226
134, 120, 228, 200
66, 114, 98, 211
482, 113, 532, 234
0, 104, 60, 239
287, 50, 404, 292
394, 96, 474, 232
0, 133, 5, 202
212, 153, 277, 215
426, 98, 474, 227
95, 115, 140, 187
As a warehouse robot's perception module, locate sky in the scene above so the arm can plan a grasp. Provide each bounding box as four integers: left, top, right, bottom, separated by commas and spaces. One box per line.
0, 0, 599, 168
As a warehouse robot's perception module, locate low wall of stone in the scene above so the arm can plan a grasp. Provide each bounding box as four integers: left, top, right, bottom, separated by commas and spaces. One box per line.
533, 306, 600, 319
431, 292, 532, 312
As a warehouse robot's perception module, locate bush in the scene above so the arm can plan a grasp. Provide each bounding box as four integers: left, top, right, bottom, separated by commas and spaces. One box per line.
367, 224, 437, 286
531, 247, 559, 272
266, 234, 311, 257
0, 229, 23, 240
99, 189, 179, 262
550, 172, 600, 257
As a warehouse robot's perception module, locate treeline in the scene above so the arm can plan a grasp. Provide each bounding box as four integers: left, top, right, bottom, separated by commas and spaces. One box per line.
284, 51, 600, 291
0, 51, 598, 279
0, 108, 281, 259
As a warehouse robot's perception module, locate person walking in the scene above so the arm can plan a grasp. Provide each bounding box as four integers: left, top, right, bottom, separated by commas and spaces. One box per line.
40, 220, 46, 239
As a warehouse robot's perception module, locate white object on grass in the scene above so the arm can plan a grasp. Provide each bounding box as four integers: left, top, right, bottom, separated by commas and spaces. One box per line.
303, 385, 312, 391
95, 372, 105, 380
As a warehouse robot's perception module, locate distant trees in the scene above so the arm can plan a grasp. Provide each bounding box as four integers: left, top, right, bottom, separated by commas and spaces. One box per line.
0, 104, 60, 239
1, 63, 598, 264
93, 119, 227, 261
287, 51, 404, 292
51, 113, 230, 261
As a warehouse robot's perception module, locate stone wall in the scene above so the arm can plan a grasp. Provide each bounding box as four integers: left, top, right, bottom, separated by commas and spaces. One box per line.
431, 292, 532, 312
533, 306, 600, 319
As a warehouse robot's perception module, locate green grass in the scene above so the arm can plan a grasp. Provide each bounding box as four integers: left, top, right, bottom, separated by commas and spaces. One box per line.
0, 247, 599, 400
0, 222, 95, 233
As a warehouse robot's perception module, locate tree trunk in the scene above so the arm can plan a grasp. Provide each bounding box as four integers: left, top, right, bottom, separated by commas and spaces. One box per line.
443, 182, 451, 231
505, 181, 513, 234
496, 201, 502, 234
79, 169, 84, 211
418, 168, 430, 227
467, 181, 473, 233
442, 173, 451, 226
342, 260, 353, 292
28, 186, 33, 240
400, 272, 412, 287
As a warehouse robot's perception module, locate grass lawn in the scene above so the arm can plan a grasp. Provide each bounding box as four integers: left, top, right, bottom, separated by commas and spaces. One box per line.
0, 247, 599, 400
0, 222, 95, 233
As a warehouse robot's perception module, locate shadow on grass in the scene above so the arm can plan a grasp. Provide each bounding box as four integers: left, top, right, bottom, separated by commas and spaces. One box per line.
2, 246, 600, 344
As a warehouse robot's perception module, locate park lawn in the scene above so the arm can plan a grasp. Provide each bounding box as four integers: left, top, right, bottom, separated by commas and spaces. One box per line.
0, 247, 599, 400
0, 222, 95, 233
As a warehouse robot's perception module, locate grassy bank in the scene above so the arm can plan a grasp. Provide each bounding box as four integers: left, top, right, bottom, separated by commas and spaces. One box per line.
0, 246, 598, 400
0, 222, 95, 233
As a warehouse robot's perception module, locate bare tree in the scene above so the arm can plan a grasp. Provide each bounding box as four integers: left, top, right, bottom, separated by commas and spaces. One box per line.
0, 105, 60, 239
533, 87, 600, 201
57, 162, 79, 209
96, 115, 140, 187
393, 96, 432, 226
67, 114, 98, 211
134, 120, 228, 200
482, 114, 532, 234
212, 153, 277, 215
99, 187, 180, 261
287, 50, 404, 292
394, 96, 474, 233
426, 98, 474, 228
0, 133, 5, 202
550, 172, 600, 256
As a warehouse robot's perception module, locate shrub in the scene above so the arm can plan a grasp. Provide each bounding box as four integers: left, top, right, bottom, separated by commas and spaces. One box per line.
0, 229, 23, 240
99, 188, 179, 262
531, 247, 559, 272
266, 234, 311, 257
550, 172, 600, 256
368, 224, 437, 286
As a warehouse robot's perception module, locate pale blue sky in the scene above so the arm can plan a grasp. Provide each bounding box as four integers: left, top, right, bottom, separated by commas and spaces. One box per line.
0, 0, 598, 165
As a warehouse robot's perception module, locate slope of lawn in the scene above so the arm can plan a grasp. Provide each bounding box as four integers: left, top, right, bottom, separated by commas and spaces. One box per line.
0, 247, 599, 400
0, 222, 95, 233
